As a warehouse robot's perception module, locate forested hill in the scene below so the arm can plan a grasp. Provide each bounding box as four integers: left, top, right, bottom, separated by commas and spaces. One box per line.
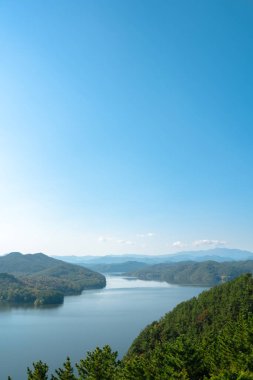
125, 274, 253, 379
0, 252, 106, 305
0, 251, 81, 274
128, 259, 253, 286
0, 252, 59, 274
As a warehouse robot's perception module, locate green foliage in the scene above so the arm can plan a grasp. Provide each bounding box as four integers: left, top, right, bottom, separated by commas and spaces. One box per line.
130, 260, 253, 286
118, 355, 147, 379
27, 361, 48, 380
76, 345, 119, 380
209, 370, 253, 379
0, 253, 106, 306
0, 273, 64, 305
127, 274, 253, 379
52, 357, 76, 380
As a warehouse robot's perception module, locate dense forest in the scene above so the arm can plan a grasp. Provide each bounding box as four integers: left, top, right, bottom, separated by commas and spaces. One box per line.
0, 273, 63, 305
0, 253, 106, 305
128, 260, 253, 286
8, 274, 253, 379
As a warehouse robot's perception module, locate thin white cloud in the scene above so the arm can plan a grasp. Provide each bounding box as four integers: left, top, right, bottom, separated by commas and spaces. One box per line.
193, 239, 226, 248
171, 239, 226, 250
98, 236, 134, 245
172, 241, 187, 248
136, 232, 156, 238
117, 239, 134, 245
98, 236, 114, 243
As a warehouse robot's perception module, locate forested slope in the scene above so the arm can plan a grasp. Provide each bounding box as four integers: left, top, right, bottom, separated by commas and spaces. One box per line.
126, 273, 253, 379
129, 259, 253, 286
0, 253, 106, 305
0, 273, 63, 305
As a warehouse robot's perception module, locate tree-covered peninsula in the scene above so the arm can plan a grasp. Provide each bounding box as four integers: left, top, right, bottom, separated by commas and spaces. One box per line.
8, 274, 253, 379
127, 259, 253, 286
0, 273, 64, 305
0, 252, 106, 306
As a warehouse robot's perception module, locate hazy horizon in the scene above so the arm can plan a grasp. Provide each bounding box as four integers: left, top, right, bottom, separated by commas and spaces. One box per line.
1, 1, 253, 255
0, 246, 252, 258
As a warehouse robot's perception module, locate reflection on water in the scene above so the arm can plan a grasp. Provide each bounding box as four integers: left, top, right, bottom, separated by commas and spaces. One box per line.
0, 302, 63, 312
104, 275, 173, 289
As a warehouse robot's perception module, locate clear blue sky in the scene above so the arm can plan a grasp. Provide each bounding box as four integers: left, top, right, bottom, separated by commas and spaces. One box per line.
0, 0, 252, 255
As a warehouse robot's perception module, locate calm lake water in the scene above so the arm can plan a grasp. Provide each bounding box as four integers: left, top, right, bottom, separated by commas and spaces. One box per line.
0, 276, 207, 380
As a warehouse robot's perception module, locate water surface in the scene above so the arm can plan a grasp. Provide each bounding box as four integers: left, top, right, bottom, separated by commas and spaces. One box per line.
0, 276, 207, 380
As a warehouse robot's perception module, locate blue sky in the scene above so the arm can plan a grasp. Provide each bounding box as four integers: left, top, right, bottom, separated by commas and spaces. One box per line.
0, 0, 253, 255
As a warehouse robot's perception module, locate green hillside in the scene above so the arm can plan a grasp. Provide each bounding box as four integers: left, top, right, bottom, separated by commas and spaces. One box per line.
0, 252, 61, 274
0, 273, 63, 305
128, 260, 253, 286
125, 273, 253, 379
0, 253, 106, 305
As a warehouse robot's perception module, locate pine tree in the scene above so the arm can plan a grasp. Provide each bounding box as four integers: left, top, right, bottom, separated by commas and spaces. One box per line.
51, 357, 77, 380
76, 345, 119, 380
27, 361, 48, 380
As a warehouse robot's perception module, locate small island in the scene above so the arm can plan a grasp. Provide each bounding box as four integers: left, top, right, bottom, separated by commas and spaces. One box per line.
0, 252, 106, 306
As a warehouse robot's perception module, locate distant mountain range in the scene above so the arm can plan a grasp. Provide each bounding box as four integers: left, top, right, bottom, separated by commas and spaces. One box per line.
52, 248, 253, 268
0, 248, 253, 284
83, 261, 148, 274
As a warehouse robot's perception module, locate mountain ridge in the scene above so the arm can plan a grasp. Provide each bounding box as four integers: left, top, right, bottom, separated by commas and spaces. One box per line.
49, 248, 253, 265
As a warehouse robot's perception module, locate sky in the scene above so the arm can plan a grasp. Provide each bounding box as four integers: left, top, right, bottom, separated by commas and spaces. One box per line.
0, 0, 253, 256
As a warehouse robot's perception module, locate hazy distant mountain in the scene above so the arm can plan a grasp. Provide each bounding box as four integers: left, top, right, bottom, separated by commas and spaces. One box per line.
53, 254, 154, 265
83, 261, 148, 274
54, 248, 253, 266
163, 248, 253, 262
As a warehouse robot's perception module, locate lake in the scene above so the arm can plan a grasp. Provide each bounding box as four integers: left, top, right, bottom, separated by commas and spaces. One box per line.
0, 276, 207, 380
